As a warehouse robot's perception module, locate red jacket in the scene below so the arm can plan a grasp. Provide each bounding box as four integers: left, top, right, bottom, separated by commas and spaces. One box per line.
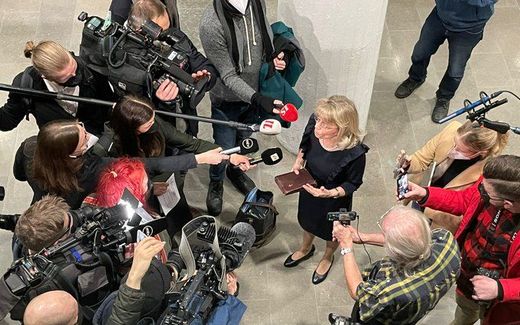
423, 177, 520, 324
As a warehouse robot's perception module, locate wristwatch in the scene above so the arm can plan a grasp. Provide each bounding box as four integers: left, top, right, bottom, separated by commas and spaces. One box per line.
340, 247, 352, 256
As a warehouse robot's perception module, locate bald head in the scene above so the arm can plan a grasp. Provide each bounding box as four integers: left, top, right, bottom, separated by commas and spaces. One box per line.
381, 206, 432, 271
23, 290, 78, 325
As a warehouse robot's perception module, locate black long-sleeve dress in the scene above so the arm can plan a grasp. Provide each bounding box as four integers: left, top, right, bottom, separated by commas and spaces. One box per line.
297, 115, 369, 240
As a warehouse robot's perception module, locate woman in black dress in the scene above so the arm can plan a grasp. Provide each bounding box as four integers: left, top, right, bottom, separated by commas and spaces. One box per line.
284, 95, 368, 284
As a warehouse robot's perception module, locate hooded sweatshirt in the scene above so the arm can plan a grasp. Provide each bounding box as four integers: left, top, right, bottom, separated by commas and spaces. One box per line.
199, 0, 272, 103
434, 0, 496, 33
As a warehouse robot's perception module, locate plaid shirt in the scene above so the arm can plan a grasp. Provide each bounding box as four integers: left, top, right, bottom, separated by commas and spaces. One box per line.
356, 229, 461, 325
458, 205, 520, 298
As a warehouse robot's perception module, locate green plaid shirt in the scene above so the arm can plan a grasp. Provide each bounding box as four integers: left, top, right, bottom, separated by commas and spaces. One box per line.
356, 229, 461, 325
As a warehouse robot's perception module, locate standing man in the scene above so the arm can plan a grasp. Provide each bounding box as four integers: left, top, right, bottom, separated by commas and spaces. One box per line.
394, 0, 497, 123
404, 155, 520, 325
199, 0, 285, 216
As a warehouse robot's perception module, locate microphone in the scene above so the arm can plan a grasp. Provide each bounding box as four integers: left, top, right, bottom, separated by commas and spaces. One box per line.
437, 91, 503, 124
249, 147, 283, 165
224, 222, 256, 270
220, 138, 259, 155
251, 119, 282, 135
278, 103, 298, 122
124, 218, 168, 244
480, 119, 511, 134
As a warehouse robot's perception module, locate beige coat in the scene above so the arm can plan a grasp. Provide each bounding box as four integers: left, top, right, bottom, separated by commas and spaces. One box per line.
407, 121, 486, 234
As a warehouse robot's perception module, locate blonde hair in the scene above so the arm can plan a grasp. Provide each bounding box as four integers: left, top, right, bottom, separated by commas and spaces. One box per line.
128, 0, 167, 30
382, 206, 432, 275
314, 95, 364, 150
24, 41, 71, 79
457, 120, 509, 157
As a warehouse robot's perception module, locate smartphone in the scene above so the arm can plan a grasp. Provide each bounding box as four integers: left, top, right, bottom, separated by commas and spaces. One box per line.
397, 173, 409, 200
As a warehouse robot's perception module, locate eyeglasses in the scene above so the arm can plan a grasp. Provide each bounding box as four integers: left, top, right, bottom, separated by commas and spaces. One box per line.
313, 115, 338, 131
376, 207, 393, 233
478, 182, 504, 203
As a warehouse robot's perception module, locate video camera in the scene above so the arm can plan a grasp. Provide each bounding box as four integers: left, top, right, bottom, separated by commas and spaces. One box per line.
327, 209, 358, 226
78, 12, 209, 108
160, 217, 255, 325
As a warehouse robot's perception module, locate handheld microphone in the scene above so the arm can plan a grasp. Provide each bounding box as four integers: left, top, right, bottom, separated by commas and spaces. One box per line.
480, 118, 511, 134
278, 103, 298, 122
251, 119, 282, 135
437, 91, 503, 124
249, 147, 283, 165
220, 138, 259, 155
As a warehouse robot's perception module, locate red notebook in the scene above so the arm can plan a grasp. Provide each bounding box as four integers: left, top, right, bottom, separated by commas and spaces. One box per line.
274, 168, 317, 195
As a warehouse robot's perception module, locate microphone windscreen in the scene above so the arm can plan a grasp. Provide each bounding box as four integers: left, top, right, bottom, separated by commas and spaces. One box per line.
259, 119, 282, 135
260, 147, 283, 165
279, 103, 298, 122
239, 138, 259, 154
230, 222, 256, 256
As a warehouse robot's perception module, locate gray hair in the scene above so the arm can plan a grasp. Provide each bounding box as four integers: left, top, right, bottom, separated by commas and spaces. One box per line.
382, 206, 432, 275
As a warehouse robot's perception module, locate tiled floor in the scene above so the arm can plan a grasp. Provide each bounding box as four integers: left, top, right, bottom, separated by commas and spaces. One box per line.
1, 0, 520, 324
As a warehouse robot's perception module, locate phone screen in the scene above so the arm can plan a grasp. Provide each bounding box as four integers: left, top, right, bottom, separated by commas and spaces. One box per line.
397, 174, 409, 200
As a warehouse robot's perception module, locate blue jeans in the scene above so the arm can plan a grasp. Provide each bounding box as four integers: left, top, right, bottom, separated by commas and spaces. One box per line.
209, 100, 255, 182
408, 8, 483, 100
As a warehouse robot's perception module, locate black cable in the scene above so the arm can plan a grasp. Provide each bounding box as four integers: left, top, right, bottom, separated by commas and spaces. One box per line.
355, 218, 372, 266
500, 90, 520, 102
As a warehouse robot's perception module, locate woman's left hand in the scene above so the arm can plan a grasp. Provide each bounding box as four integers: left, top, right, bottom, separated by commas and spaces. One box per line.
302, 184, 337, 198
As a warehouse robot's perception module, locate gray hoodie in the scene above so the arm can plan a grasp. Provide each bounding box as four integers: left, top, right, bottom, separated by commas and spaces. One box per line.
199, 3, 271, 104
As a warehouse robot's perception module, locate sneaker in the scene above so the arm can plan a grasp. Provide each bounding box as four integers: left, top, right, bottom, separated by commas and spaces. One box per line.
394, 78, 425, 99
226, 166, 255, 195
431, 98, 450, 123
206, 180, 224, 216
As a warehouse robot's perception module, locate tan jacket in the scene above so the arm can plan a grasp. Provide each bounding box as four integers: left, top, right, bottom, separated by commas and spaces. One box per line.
407, 121, 486, 233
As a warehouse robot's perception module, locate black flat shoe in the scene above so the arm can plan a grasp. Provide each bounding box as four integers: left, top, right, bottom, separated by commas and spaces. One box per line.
283, 245, 316, 268
312, 256, 334, 285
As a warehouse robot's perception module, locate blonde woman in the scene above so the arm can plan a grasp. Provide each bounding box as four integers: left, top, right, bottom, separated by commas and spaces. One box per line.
399, 120, 509, 233
284, 95, 369, 285
0, 40, 113, 135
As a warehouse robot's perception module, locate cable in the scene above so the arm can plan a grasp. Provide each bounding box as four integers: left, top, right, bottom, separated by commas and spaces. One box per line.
355, 218, 372, 266
500, 90, 520, 102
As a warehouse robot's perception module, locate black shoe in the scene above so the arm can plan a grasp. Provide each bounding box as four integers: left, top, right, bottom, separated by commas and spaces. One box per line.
312, 256, 334, 285
206, 180, 223, 216
431, 98, 450, 123
226, 167, 255, 195
394, 78, 425, 99
283, 245, 316, 268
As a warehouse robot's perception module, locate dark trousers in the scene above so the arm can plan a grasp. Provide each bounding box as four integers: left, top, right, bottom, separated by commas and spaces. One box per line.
408, 8, 483, 100
209, 100, 255, 182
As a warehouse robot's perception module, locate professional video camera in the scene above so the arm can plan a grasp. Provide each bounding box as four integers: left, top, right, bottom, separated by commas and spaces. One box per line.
327, 209, 358, 226
0, 190, 167, 321
78, 12, 209, 108
160, 216, 254, 325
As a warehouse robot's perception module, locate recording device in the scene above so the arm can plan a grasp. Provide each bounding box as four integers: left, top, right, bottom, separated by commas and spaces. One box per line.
220, 138, 259, 155
397, 173, 409, 200
249, 147, 283, 165
477, 267, 500, 280
251, 119, 282, 135
327, 209, 358, 226
278, 103, 299, 122
78, 12, 209, 108
160, 217, 254, 324
437, 91, 503, 124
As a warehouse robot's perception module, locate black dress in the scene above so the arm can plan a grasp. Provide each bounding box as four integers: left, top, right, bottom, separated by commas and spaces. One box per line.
297, 115, 368, 240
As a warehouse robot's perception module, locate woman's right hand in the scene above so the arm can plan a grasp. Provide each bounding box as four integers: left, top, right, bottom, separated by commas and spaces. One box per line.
195, 147, 229, 165
291, 158, 305, 175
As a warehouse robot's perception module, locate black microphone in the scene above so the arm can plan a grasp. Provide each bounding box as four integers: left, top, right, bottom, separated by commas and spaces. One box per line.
249, 147, 283, 165
438, 91, 503, 123
220, 138, 259, 155
224, 222, 256, 270
124, 218, 168, 244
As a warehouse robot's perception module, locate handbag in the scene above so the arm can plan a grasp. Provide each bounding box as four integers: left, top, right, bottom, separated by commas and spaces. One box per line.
235, 188, 278, 247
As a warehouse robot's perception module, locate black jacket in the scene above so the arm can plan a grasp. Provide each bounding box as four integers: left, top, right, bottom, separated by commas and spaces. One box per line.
0, 56, 115, 136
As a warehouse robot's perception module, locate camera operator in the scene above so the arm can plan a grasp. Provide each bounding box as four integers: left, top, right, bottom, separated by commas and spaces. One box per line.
109, 0, 180, 28
331, 206, 460, 324
403, 155, 520, 325
122, 0, 218, 136
23, 290, 79, 325
0, 40, 114, 136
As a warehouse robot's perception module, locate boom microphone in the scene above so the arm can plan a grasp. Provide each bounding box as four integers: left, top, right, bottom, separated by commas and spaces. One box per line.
249, 147, 283, 165
220, 138, 259, 155
252, 119, 282, 135
437, 91, 503, 124
225, 222, 256, 269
